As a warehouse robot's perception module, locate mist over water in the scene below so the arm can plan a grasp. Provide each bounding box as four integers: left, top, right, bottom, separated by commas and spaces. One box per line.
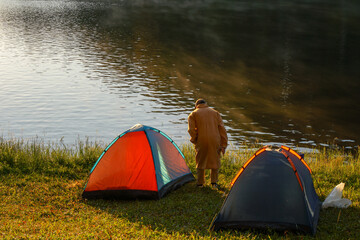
1, 0, 359, 150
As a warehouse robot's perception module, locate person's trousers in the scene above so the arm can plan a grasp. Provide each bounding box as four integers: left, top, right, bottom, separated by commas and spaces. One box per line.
197, 169, 218, 185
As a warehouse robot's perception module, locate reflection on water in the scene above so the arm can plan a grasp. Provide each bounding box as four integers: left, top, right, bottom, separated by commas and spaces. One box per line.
0, 0, 359, 150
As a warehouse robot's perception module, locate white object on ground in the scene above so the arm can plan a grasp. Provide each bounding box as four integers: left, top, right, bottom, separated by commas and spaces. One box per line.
322, 182, 352, 209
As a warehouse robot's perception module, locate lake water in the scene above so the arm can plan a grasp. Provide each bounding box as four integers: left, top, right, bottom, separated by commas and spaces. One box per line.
1, 0, 359, 151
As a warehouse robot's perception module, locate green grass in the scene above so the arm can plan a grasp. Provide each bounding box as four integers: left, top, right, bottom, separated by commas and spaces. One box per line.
0, 138, 359, 239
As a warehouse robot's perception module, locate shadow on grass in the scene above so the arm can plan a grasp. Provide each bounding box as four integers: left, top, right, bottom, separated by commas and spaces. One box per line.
83, 183, 360, 239
315, 206, 360, 239
84, 182, 226, 237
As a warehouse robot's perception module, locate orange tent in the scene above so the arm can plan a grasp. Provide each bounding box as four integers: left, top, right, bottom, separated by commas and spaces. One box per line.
82, 124, 194, 199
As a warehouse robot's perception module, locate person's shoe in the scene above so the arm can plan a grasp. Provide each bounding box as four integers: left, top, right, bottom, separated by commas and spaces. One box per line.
211, 183, 220, 190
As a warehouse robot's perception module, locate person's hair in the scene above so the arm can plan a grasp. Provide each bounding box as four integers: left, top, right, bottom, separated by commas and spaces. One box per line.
195, 99, 206, 106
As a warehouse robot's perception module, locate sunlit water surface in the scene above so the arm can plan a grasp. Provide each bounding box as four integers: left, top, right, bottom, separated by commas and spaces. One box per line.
1, 0, 359, 151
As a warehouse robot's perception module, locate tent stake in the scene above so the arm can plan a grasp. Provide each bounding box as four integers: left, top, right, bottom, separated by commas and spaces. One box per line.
337, 209, 342, 223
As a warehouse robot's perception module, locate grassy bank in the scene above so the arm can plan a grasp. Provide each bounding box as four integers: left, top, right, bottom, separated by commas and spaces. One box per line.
0, 138, 359, 239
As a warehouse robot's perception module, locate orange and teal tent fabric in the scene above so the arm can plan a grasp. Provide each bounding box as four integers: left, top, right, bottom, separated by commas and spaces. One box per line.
82, 124, 195, 199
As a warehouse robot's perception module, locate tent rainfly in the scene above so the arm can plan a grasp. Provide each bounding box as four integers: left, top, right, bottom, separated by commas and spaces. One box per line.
82, 124, 194, 200
210, 146, 321, 235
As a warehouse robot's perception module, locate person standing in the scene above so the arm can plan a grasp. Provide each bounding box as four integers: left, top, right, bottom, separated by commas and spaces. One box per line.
188, 99, 228, 189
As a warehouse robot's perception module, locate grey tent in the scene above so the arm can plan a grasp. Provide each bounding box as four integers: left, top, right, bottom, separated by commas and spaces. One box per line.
210, 146, 321, 235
